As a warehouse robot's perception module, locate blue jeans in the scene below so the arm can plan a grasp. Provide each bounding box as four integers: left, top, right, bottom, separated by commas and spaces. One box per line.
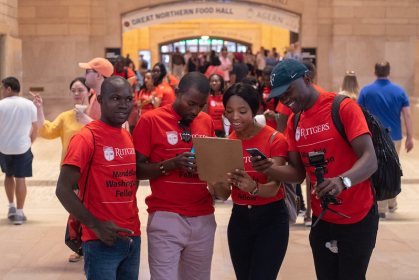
82, 235, 141, 280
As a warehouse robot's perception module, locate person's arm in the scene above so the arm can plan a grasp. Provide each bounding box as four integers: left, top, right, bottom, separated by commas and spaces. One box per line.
276, 113, 289, 133
56, 165, 133, 246
402, 106, 414, 152
227, 156, 286, 198
152, 97, 162, 109
136, 151, 198, 181
30, 122, 38, 143
313, 133, 377, 198
251, 150, 306, 184
230, 74, 236, 85
31, 92, 45, 127
207, 182, 231, 201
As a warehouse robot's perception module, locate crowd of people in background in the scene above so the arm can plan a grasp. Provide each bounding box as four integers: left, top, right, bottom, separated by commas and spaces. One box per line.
0, 37, 414, 279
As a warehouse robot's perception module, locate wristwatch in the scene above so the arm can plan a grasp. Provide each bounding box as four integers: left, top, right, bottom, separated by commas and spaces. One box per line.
338, 176, 352, 189
248, 181, 259, 196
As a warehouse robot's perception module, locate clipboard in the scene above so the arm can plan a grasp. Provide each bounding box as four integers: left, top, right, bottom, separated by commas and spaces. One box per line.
192, 137, 244, 182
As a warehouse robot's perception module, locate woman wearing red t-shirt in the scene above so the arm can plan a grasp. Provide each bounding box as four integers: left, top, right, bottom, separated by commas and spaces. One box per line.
218, 83, 289, 280
203, 74, 225, 137
152, 63, 178, 107
137, 71, 162, 117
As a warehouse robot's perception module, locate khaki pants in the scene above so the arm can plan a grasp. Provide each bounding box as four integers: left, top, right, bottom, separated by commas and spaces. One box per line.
378, 140, 401, 213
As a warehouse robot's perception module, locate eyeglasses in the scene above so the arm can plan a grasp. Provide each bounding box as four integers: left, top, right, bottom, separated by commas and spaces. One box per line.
178, 120, 192, 143
86, 69, 97, 75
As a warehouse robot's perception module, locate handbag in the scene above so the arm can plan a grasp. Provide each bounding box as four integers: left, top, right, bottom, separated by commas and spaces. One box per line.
64, 127, 95, 255
270, 132, 300, 224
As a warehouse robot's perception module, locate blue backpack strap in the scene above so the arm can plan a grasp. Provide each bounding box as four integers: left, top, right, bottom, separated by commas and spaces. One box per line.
331, 94, 350, 145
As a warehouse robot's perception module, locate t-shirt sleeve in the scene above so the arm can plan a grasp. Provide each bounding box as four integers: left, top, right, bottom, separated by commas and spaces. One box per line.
168, 75, 179, 86
270, 132, 288, 159
38, 114, 63, 139
401, 91, 410, 107
285, 114, 298, 152
275, 102, 292, 116
154, 87, 163, 98
340, 99, 371, 143
133, 115, 152, 157
62, 132, 93, 171
30, 102, 37, 122
127, 68, 136, 79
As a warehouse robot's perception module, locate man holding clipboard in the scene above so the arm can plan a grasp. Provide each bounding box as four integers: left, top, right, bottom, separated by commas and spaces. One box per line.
133, 72, 229, 280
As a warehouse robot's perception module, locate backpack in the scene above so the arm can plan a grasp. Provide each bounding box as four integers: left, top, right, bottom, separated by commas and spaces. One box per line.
294, 94, 402, 201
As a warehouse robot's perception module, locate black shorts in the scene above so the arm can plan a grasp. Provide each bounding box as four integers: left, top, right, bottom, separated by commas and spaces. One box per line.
0, 148, 33, 178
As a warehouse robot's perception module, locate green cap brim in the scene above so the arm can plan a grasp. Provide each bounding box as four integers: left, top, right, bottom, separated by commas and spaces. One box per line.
266, 82, 291, 103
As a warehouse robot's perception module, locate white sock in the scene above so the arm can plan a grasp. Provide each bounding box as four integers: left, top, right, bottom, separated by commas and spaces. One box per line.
9, 202, 15, 208
16, 209, 23, 216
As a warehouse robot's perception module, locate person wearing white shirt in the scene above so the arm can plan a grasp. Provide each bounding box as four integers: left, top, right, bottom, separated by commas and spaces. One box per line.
0, 77, 37, 225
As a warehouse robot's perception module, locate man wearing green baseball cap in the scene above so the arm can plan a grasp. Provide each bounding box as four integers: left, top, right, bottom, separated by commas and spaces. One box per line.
252, 59, 379, 279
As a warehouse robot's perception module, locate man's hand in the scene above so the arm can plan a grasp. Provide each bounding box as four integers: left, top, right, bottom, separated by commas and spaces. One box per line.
30, 92, 43, 108
313, 177, 345, 199
73, 108, 93, 125
250, 156, 274, 174
263, 110, 276, 120
405, 138, 414, 153
91, 220, 134, 246
167, 152, 197, 173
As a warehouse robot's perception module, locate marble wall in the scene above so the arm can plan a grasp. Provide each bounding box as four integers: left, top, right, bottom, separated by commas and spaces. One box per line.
12, 0, 419, 138
0, 0, 21, 88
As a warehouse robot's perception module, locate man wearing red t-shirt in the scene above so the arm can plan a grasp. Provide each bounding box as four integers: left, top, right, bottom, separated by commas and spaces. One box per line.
56, 76, 141, 280
251, 59, 379, 280
134, 72, 225, 280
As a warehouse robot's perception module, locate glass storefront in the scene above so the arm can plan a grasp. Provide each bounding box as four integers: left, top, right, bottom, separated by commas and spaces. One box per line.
159, 38, 251, 74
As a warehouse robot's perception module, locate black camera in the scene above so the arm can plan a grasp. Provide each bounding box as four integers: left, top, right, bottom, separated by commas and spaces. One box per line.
308, 151, 350, 227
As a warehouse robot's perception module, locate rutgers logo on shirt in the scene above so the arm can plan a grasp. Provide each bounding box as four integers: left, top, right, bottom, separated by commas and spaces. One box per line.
166, 131, 178, 145
295, 123, 330, 141
103, 146, 115, 161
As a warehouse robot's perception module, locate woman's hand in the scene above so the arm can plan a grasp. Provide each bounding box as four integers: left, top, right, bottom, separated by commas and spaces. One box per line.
227, 169, 257, 193
30, 92, 43, 108
250, 156, 275, 174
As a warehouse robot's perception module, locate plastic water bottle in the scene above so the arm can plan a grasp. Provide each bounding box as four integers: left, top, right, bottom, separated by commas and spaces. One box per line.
325, 240, 338, 253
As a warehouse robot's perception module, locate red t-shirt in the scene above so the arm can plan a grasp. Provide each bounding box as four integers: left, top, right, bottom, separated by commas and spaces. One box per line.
158, 83, 176, 107
87, 90, 101, 121
63, 120, 141, 241
286, 92, 373, 224
262, 87, 277, 129
133, 105, 216, 216
113, 67, 136, 85
228, 126, 288, 205
138, 87, 163, 116
165, 75, 179, 86
207, 95, 224, 131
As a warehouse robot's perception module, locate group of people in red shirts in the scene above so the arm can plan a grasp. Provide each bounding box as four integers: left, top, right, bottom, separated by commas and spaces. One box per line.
55, 57, 379, 280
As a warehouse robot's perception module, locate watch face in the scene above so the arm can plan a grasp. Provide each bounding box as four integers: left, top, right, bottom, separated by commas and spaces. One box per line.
343, 177, 351, 188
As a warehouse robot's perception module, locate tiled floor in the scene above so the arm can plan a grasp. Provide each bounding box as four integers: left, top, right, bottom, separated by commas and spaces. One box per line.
1, 98, 418, 279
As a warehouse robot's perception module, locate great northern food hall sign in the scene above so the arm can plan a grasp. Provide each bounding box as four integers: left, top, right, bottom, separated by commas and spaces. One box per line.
122, 2, 300, 33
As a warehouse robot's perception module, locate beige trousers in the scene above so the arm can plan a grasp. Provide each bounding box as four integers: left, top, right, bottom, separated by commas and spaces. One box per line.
378, 140, 402, 213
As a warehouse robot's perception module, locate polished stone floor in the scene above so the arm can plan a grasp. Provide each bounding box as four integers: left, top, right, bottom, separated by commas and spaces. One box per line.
1, 97, 419, 280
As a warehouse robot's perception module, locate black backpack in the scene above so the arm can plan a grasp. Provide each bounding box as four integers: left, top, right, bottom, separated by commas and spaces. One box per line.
294, 94, 402, 201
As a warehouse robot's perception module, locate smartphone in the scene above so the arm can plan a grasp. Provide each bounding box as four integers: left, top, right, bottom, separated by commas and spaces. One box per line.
245, 148, 268, 160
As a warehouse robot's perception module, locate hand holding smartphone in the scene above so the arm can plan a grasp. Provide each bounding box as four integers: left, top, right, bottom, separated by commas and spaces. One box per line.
245, 148, 268, 160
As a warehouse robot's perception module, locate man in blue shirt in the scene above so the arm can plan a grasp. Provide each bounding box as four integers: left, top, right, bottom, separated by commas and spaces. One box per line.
358, 61, 414, 219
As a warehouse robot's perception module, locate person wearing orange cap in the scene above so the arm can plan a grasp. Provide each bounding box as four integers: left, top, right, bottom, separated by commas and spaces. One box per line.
229, 52, 248, 85
76, 57, 114, 125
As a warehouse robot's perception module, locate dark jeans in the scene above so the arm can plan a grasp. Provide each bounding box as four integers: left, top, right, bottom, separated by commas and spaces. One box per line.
310, 205, 379, 280
82, 235, 141, 280
228, 199, 289, 280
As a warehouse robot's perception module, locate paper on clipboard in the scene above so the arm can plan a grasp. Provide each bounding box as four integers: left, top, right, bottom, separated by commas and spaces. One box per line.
192, 137, 244, 182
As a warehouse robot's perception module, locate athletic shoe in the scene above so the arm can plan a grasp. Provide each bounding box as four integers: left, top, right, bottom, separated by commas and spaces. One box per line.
298, 210, 306, 217
14, 214, 27, 225
304, 215, 312, 227
7, 206, 16, 220
69, 253, 84, 262
379, 213, 386, 220
389, 206, 397, 213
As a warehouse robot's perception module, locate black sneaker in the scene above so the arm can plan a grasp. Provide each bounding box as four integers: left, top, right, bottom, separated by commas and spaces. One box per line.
379, 213, 386, 220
